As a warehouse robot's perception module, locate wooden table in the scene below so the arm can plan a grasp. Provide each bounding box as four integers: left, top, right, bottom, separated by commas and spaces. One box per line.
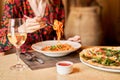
0, 46, 120, 80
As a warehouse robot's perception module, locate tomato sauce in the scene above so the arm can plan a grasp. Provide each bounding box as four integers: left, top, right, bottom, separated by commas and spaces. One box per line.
58, 63, 71, 66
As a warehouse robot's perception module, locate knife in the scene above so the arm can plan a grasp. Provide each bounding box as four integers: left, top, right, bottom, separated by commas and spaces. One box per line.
35, 57, 44, 64
21, 52, 44, 64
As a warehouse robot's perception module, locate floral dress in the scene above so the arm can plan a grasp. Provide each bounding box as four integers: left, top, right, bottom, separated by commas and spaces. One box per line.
0, 0, 65, 53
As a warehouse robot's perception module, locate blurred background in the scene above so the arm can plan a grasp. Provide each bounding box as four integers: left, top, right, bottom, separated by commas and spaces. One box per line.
0, 0, 120, 46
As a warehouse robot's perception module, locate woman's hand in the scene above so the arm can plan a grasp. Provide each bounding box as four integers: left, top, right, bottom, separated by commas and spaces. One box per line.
25, 17, 41, 33
67, 35, 81, 43
26, 16, 46, 33
19, 16, 46, 33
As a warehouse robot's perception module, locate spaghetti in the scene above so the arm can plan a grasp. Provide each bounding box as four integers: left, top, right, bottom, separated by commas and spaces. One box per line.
42, 43, 74, 51
41, 20, 75, 52
53, 20, 63, 41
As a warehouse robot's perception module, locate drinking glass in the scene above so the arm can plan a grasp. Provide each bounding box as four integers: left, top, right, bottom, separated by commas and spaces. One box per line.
7, 18, 27, 71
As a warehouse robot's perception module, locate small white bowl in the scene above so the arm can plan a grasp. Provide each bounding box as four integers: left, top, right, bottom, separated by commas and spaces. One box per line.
56, 61, 73, 75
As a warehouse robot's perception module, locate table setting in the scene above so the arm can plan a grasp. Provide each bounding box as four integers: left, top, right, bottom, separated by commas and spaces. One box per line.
20, 40, 81, 70
0, 18, 120, 80
0, 16, 120, 80
0, 0, 120, 80
18, 19, 82, 70
0, 46, 120, 80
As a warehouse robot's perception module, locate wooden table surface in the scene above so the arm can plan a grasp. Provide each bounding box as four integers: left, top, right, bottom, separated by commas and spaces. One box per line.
0, 46, 120, 80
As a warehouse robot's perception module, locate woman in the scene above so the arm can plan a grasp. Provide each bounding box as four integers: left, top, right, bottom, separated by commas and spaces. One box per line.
0, 0, 65, 53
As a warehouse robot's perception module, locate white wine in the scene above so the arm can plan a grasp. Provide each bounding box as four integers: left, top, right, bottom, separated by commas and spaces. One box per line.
7, 33, 27, 47
8, 18, 27, 71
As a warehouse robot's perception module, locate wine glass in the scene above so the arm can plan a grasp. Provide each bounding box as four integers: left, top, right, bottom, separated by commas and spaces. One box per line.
7, 18, 27, 71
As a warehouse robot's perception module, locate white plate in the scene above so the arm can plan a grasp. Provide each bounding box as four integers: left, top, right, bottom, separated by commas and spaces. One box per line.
80, 58, 120, 73
31, 40, 81, 57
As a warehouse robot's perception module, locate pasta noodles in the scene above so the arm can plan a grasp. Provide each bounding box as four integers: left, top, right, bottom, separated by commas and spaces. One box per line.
53, 20, 63, 41
41, 20, 74, 52
42, 43, 74, 51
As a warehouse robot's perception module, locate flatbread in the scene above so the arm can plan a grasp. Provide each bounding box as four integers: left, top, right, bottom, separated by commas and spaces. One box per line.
80, 47, 120, 70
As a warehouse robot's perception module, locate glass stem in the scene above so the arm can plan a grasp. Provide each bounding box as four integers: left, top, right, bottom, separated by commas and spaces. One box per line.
16, 47, 21, 64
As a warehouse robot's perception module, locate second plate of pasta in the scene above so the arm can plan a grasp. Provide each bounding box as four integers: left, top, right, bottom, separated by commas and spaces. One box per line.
31, 40, 81, 57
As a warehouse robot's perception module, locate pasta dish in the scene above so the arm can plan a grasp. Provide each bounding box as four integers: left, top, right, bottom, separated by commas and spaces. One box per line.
42, 43, 74, 51
41, 20, 75, 52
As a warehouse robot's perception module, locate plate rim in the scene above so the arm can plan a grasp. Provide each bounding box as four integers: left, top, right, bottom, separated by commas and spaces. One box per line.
80, 59, 120, 72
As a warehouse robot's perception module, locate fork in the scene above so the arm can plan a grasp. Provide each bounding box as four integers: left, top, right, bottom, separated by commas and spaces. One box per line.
21, 52, 44, 64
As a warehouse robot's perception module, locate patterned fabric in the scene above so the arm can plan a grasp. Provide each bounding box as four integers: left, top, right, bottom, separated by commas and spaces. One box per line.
0, 0, 65, 53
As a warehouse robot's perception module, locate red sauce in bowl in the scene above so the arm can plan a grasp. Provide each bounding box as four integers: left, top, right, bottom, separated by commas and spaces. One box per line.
58, 63, 71, 66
